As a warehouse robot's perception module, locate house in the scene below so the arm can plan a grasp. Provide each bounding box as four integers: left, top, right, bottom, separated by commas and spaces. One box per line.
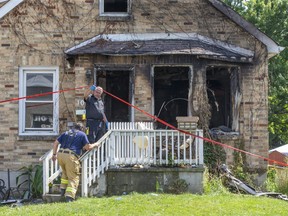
269, 144, 288, 166
0, 0, 284, 188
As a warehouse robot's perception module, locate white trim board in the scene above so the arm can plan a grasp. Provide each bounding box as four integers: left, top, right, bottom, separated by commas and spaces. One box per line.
0, 0, 23, 19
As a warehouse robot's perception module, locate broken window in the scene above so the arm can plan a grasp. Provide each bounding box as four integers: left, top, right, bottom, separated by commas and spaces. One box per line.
153, 66, 191, 129
206, 66, 241, 131
99, 0, 130, 16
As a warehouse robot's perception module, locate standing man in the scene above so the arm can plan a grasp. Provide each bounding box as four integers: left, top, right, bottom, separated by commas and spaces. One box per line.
52, 122, 99, 202
84, 85, 108, 143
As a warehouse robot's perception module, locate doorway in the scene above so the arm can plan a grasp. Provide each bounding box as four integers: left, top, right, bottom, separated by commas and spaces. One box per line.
153, 66, 190, 129
96, 70, 131, 122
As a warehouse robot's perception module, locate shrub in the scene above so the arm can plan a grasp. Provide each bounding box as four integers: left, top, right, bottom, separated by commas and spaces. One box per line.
16, 164, 43, 199
203, 167, 230, 195
265, 166, 288, 195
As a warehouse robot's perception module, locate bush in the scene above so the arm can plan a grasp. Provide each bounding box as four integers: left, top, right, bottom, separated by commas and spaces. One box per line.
16, 164, 43, 199
203, 167, 230, 195
265, 166, 288, 195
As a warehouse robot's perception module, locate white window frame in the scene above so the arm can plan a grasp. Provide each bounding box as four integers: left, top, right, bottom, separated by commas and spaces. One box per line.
19, 66, 59, 136
99, 0, 131, 17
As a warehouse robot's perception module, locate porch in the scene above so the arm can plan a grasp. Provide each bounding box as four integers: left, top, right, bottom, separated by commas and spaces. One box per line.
40, 122, 204, 198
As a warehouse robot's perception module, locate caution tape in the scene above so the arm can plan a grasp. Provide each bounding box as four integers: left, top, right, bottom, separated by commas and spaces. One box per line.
103, 89, 288, 167
0, 86, 87, 104
1, 85, 287, 167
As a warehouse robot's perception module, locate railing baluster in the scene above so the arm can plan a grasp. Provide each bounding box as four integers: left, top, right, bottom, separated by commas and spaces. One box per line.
198, 130, 204, 165
177, 131, 180, 164
196, 130, 199, 165
81, 158, 88, 197
153, 131, 156, 164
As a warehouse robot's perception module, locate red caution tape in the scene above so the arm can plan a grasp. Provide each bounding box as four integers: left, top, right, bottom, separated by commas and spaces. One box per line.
0, 86, 87, 104
103, 89, 288, 167
1, 85, 286, 167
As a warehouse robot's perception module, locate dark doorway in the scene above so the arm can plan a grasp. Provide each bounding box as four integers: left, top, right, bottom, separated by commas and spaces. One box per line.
206, 67, 231, 128
97, 70, 130, 122
154, 66, 190, 129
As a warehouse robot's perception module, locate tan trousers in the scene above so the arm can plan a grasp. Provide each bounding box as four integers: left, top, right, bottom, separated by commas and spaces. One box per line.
57, 152, 80, 199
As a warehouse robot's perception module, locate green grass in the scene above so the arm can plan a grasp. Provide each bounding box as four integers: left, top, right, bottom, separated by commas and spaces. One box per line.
1, 193, 288, 216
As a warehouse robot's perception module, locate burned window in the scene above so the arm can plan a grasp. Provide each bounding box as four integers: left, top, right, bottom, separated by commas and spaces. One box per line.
100, 0, 130, 16
206, 67, 241, 131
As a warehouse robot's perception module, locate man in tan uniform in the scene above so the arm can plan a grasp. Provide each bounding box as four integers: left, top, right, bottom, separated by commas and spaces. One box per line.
52, 122, 99, 202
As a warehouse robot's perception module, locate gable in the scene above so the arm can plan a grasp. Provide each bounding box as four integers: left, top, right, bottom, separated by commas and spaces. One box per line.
0, 0, 283, 59
0, 0, 23, 19
208, 0, 284, 58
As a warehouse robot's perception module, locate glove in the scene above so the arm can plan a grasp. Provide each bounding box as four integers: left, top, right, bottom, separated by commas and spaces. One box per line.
90, 85, 96, 91
105, 121, 109, 130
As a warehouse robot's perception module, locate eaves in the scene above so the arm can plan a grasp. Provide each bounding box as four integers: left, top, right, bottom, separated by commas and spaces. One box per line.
65, 33, 254, 63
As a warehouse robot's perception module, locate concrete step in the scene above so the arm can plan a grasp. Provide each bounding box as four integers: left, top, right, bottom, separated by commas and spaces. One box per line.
42, 194, 64, 203
44, 183, 82, 203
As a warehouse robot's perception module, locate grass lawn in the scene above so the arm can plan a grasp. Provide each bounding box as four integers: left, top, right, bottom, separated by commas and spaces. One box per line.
1, 193, 288, 216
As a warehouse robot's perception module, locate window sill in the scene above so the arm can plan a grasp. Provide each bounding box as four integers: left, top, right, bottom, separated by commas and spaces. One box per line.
97, 15, 133, 22
17, 135, 58, 141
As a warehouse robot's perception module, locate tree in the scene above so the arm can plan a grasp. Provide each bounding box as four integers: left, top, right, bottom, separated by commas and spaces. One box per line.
222, 0, 288, 147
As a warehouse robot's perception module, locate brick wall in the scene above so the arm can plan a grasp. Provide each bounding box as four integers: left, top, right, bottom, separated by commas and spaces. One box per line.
0, 0, 269, 171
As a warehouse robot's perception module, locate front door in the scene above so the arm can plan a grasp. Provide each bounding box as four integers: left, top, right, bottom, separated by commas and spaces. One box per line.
96, 69, 132, 122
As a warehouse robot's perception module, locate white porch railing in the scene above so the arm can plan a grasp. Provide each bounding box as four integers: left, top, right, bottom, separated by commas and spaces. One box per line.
40, 122, 204, 197
109, 122, 154, 130
39, 122, 154, 196
39, 148, 61, 196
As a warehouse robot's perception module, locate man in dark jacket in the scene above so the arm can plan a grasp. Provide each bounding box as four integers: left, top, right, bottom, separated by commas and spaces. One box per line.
84, 85, 108, 143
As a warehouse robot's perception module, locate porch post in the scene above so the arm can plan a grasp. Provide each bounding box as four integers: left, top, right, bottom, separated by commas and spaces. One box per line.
81, 159, 88, 197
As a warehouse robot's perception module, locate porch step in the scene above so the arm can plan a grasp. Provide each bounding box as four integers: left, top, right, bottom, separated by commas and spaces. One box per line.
42, 194, 64, 203
43, 183, 82, 203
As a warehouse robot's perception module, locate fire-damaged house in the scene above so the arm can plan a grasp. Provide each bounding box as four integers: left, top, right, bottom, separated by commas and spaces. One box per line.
0, 0, 284, 191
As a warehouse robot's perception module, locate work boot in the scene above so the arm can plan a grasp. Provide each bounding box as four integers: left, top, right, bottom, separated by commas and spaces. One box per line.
60, 189, 66, 197
65, 196, 74, 202
59, 189, 66, 202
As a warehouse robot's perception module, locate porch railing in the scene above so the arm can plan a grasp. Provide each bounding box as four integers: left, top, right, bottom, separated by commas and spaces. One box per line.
40, 122, 204, 197
39, 148, 61, 196
39, 122, 154, 196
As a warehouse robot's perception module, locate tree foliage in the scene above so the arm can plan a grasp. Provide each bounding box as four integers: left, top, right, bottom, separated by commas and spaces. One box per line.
222, 0, 288, 147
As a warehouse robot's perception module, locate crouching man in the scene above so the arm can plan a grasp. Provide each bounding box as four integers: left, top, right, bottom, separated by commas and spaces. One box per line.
51, 122, 99, 202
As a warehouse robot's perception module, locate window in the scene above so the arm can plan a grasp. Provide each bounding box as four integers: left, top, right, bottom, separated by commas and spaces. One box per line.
19, 67, 59, 136
99, 0, 130, 16
206, 66, 241, 131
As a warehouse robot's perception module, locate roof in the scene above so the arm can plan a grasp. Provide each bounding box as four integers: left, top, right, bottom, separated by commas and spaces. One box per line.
0, 0, 284, 58
65, 33, 254, 63
269, 144, 288, 156
208, 0, 284, 58
0, 0, 23, 19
